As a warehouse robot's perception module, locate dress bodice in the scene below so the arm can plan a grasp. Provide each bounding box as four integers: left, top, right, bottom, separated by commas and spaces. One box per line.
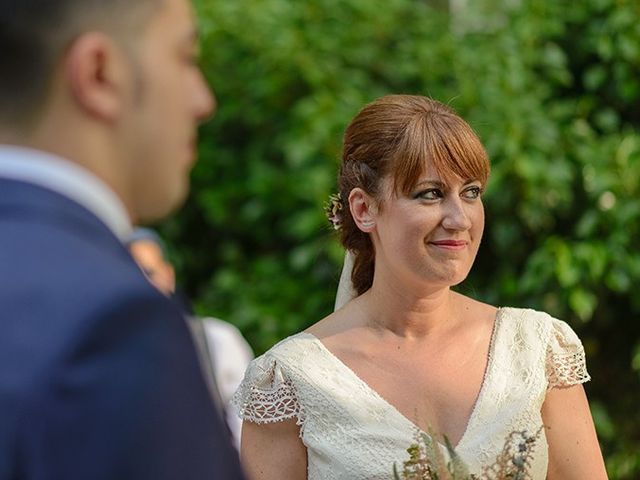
233, 307, 590, 479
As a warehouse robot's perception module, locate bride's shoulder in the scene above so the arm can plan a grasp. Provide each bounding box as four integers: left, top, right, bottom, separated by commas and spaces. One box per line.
453, 293, 498, 328
497, 306, 556, 324
254, 304, 361, 362
305, 314, 339, 339
305, 301, 362, 339
495, 306, 573, 343
264, 330, 316, 355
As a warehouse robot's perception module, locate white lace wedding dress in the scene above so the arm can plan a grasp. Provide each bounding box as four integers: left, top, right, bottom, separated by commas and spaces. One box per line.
232, 307, 590, 479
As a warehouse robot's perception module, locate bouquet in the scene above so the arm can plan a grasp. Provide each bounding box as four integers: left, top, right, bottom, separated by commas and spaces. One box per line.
394, 427, 542, 480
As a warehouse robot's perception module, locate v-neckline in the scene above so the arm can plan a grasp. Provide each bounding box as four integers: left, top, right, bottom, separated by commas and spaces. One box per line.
301, 307, 504, 450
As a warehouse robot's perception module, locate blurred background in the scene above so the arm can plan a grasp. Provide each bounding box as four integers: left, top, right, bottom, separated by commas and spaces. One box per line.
154, 0, 639, 476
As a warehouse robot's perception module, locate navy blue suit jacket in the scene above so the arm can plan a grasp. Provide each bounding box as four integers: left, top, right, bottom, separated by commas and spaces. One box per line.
0, 179, 245, 479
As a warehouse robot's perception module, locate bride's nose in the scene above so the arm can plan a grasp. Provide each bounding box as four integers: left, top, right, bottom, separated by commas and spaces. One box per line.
441, 198, 472, 231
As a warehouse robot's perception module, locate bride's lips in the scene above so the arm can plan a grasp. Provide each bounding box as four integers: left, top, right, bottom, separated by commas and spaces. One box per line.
428, 239, 469, 250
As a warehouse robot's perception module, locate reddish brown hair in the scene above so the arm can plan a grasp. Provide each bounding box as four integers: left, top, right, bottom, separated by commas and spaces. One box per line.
337, 94, 490, 295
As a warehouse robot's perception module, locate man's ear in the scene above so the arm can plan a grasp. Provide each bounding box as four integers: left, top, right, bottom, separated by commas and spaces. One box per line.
349, 187, 378, 232
64, 32, 131, 122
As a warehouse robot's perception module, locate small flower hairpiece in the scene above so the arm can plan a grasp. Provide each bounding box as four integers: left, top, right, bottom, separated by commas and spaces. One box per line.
325, 192, 344, 230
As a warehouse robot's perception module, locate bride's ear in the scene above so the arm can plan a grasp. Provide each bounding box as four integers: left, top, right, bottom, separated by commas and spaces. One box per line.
348, 188, 377, 232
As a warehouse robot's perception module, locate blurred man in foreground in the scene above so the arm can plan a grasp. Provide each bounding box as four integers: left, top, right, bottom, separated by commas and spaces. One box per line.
0, 0, 245, 478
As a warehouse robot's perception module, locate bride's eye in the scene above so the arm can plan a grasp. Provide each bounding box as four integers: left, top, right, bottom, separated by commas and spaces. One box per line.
461, 186, 482, 200
414, 188, 443, 201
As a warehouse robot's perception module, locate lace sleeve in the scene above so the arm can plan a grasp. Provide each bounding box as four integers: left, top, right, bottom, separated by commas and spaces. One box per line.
231, 354, 304, 425
545, 318, 591, 389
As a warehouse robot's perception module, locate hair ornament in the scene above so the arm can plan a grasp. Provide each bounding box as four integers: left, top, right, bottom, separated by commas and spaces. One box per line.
325, 192, 344, 230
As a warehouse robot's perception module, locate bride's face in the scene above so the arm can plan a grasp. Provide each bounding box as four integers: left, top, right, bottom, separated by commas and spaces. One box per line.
370, 165, 485, 289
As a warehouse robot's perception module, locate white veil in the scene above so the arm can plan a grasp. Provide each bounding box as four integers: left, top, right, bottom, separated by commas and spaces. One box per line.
334, 250, 358, 311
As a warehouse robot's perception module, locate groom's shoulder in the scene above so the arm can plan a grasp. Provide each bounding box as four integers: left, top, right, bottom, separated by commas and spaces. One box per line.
1, 218, 148, 309
0, 187, 143, 295
0, 209, 180, 389
0, 242, 189, 451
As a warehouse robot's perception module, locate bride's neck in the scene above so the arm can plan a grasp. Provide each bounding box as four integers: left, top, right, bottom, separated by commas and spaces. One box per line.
360, 283, 461, 339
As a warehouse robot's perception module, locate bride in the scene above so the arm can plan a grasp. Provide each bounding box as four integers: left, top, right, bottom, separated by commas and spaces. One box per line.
233, 95, 607, 479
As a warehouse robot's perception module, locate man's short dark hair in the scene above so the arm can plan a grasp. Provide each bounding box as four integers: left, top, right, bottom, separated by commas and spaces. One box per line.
0, 0, 159, 129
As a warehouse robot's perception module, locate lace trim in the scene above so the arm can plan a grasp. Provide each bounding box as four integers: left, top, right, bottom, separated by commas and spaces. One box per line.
232, 369, 305, 426
546, 348, 590, 389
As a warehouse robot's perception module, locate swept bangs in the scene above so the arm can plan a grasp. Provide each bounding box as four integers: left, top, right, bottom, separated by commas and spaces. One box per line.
391, 102, 490, 195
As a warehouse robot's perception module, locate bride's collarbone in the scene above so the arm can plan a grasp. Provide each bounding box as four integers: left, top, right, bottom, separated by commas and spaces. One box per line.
332, 338, 488, 443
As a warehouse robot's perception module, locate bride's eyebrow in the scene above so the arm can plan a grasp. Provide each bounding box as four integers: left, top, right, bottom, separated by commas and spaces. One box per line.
462, 178, 481, 185
413, 178, 480, 188
414, 179, 446, 188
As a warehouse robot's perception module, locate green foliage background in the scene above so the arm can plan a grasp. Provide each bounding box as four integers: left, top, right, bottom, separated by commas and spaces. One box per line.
160, 0, 640, 476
